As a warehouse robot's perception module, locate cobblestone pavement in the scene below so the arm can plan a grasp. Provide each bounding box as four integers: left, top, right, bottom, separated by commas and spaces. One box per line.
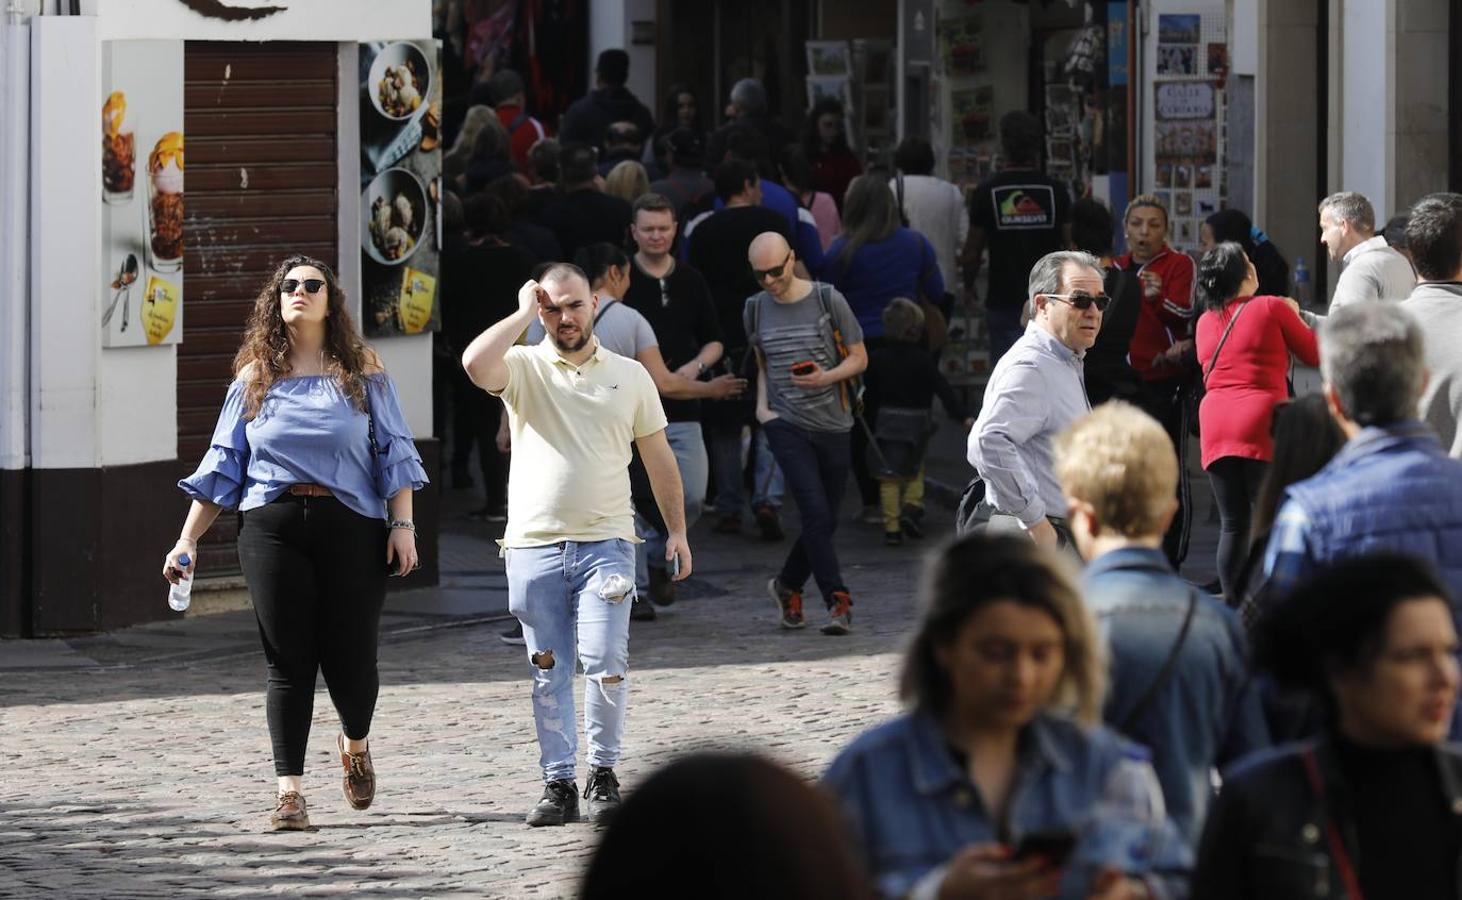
0, 501, 934, 899
0, 418, 1220, 898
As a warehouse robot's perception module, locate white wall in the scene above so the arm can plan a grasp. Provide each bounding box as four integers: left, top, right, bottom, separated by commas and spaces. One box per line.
94, 0, 430, 41
1340, 0, 1394, 217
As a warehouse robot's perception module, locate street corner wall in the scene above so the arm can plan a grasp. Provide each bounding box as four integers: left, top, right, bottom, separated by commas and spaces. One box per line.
29, 17, 180, 632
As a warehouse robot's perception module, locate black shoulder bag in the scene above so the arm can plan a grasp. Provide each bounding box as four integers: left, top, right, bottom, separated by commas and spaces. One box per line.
1116, 588, 1200, 734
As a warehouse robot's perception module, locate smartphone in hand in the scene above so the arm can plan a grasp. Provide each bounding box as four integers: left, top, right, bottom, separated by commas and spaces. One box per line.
670, 552, 681, 579
790, 360, 816, 376
1011, 830, 1077, 866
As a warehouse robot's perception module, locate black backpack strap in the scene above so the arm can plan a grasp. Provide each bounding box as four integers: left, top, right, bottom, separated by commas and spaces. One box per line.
594, 298, 615, 326
1117, 588, 1200, 734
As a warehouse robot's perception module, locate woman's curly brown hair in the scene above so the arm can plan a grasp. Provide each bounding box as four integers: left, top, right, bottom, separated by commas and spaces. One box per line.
233, 255, 372, 420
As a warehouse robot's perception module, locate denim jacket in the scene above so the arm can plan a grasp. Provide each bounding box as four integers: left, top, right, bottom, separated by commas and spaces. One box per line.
1083, 548, 1270, 846
823, 710, 1192, 899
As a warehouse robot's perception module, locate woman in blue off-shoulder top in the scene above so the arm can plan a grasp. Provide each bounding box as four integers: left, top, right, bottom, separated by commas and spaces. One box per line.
164, 256, 428, 832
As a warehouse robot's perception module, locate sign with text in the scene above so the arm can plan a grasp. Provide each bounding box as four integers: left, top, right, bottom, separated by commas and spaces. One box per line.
1155, 82, 1215, 120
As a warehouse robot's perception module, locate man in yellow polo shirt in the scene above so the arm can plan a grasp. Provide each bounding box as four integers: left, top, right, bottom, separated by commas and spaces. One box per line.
462, 262, 691, 827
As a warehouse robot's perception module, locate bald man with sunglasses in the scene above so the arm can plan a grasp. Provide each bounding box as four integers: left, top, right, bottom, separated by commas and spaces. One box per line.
967, 250, 1107, 550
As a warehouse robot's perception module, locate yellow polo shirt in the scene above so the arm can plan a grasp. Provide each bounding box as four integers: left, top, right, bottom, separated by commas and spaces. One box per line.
494, 339, 668, 547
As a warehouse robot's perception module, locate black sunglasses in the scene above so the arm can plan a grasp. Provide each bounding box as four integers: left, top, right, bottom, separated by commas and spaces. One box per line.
1045, 291, 1111, 312
281, 278, 326, 295
751, 252, 793, 281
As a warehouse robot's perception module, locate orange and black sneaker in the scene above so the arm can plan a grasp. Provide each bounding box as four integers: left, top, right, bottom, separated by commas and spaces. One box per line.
822, 591, 853, 636
768, 577, 805, 629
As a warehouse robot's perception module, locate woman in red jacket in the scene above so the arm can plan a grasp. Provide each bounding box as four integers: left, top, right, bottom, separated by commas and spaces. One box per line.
1195, 241, 1319, 602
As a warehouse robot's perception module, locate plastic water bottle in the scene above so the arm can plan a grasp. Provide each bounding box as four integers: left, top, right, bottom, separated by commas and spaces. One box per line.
1073, 750, 1168, 887
168, 553, 193, 612
1293, 257, 1312, 309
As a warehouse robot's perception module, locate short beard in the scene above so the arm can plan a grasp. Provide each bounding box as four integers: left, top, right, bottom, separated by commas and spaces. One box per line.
551, 327, 591, 353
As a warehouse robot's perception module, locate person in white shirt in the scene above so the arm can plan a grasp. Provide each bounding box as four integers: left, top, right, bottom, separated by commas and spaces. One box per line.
890, 137, 967, 295
1319, 191, 1417, 311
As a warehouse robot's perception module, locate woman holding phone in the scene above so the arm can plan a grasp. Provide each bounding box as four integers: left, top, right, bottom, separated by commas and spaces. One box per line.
165, 255, 428, 831
824, 534, 1191, 898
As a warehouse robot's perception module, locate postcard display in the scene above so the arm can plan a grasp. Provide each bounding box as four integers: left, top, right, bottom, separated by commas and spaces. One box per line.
101, 41, 185, 348
803, 39, 895, 161
929, 1, 1031, 388
1148, 4, 1227, 253
360, 40, 444, 338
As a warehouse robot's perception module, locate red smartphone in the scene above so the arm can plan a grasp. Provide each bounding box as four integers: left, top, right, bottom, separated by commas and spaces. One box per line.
790, 360, 816, 376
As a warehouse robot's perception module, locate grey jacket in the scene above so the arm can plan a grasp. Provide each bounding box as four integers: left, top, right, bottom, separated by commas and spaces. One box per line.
1402, 281, 1462, 457
1329, 235, 1416, 311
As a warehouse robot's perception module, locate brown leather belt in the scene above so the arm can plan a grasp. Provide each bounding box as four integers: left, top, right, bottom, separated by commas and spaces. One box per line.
287, 483, 333, 497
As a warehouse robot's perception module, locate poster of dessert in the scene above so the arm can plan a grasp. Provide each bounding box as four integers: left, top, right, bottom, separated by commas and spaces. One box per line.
359, 39, 443, 338
100, 41, 184, 348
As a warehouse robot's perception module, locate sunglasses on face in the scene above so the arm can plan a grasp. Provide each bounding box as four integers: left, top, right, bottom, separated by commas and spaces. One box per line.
281, 278, 326, 295
1045, 292, 1111, 312
751, 252, 793, 281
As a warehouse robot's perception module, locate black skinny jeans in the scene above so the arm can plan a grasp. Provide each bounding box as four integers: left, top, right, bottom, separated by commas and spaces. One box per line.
1207, 456, 1268, 602
237, 494, 388, 776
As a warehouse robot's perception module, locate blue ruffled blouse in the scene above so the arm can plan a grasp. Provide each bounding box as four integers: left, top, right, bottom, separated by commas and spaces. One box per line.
178, 373, 429, 520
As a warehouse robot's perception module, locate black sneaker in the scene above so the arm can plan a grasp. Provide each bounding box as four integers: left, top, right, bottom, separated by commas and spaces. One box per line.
884, 530, 903, 546
583, 766, 621, 825
526, 779, 579, 826
499, 621, 526, 646
630, 594, 657, 621
754, 503, 785, 541
648, 566, 676, 606
900, 504, 926, 538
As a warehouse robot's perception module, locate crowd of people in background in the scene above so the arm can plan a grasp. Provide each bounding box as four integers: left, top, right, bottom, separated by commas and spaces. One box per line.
436, 44, 1462, 896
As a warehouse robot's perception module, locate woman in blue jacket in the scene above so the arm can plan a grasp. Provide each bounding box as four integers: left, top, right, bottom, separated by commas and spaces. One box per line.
824, 533, 1191, 898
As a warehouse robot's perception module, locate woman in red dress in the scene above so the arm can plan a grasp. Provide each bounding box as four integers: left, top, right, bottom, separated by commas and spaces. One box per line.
1195, 241, 1319, 602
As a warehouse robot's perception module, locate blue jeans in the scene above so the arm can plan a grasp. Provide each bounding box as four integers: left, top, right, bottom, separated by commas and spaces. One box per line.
706, 424, 784, 517
636, 422, 709, 588
987, 305, 1025, 367
762, 418, 851, 604
505, 539, 635, 782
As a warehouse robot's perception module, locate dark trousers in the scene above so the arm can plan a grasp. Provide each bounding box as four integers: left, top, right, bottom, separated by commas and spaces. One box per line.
1207, 456, 1268, 602
763, 418, 851, 605
451, 372, 508, 510
1137, 378, 1191, 567
986, 305, 1026, 367
237, 495, 388, 776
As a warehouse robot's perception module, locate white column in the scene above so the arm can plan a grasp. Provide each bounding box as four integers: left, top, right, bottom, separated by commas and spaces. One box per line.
0, 14, 32, 471
1339, 0, 1395, 216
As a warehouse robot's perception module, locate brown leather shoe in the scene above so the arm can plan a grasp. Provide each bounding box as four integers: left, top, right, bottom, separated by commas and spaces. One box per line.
270, 791, 310, 831
338, 733, 375, 810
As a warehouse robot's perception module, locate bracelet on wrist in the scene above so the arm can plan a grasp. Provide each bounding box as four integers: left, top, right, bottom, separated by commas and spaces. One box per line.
387, 519, 416, 534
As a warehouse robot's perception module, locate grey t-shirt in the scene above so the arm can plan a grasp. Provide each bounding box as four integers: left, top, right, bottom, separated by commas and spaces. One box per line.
744, 282, 864, 433
525, 297, 657, 359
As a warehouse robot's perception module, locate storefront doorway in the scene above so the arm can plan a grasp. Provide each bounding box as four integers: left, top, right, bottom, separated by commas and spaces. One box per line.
178, 41, 340, 577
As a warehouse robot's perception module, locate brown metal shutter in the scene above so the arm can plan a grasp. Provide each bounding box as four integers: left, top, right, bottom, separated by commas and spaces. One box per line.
179, 41, 339, 577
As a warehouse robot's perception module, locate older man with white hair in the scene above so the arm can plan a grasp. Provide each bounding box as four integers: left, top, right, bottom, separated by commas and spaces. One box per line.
966, 250, 1106, 549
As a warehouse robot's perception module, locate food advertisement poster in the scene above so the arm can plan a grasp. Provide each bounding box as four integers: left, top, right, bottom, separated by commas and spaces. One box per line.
360, 40, 443, 338
101, 41, 184, 348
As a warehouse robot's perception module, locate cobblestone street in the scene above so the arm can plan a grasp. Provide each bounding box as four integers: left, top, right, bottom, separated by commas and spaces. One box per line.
0, 498, 934, 899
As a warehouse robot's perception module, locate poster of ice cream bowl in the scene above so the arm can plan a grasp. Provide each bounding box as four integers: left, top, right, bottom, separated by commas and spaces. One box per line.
102, 91, 135, 204
147, 132, 184, 274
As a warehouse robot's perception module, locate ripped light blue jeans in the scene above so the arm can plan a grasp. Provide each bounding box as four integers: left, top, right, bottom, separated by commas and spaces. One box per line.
505, 539, 635, 783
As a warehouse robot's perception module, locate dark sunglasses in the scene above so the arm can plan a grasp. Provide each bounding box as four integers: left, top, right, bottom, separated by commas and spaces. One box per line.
751, 252, 793, 281
1045, 291, 1111, 312
281, 278, 326, 295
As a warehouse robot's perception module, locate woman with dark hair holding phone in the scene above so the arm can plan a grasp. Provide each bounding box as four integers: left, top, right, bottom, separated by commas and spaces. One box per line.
1194, 555, 1462, 898
164, 255, 428, 831
1194, 241, 1318, 603
824, 533, 1191, 899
